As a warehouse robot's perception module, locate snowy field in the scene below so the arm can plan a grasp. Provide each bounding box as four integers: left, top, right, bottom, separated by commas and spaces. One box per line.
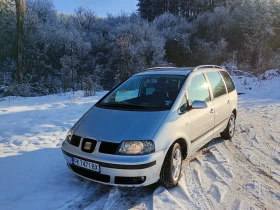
1, 70, 280, 210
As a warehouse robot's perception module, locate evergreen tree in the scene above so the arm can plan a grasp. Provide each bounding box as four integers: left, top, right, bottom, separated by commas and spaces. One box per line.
0, 0, 16, 81
168, 0, 179, 14
137, 0, 153, 21
138, 0, 228, 20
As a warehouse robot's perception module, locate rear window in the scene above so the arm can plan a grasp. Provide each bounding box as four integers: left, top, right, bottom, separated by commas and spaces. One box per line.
205, 71, 227, 99
220, 71, 235, 93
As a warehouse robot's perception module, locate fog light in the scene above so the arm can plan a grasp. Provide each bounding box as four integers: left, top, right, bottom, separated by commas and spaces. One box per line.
139, 176, 145, 181
115, 176, 146, 184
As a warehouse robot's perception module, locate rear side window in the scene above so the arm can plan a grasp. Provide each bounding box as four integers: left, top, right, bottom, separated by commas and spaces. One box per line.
187, 74, 211, 105
205, 72, 227, 99
220, 71, 235, 93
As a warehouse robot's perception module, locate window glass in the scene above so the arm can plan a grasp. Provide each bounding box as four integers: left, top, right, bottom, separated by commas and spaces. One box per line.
179, 96, 187, 113
115, 90, 139, 102
146, 87, 155, 95
220, 71, 235, 93
187, 74, 210, 105
105, 76, 141, 103
206, 72, 227, 98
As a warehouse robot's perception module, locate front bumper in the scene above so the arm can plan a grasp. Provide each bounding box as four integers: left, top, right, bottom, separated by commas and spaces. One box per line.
61, 141, 167, 187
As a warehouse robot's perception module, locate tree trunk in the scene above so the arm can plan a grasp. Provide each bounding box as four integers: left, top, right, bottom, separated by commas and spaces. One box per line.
15, 0, 26, 84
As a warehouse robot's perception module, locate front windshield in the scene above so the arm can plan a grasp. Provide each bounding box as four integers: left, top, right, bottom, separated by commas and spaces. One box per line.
96, 75, 187, 110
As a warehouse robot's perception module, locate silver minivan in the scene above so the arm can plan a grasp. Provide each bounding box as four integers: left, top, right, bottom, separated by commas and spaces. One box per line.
61, 65, 238, 187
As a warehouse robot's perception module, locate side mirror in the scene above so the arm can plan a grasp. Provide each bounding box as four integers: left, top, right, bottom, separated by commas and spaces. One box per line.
191, 100, 207, 109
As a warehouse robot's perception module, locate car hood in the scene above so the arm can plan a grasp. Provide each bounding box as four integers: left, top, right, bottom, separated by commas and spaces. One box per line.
74, 106, 169, 142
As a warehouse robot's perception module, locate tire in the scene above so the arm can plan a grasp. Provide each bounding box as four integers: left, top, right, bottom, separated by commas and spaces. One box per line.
221, 113, 236, 139
160, 143, 182, 188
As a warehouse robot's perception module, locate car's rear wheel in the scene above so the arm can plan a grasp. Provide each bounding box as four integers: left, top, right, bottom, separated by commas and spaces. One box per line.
160, 143, 182, 188
221, 113, 236, 139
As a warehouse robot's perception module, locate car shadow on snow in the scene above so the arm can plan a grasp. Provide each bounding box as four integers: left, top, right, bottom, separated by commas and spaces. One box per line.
62, 181, 159, 210
0, 148, 85, 210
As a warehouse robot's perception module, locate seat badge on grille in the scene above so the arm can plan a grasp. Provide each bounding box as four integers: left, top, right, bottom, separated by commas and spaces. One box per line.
84, 142, 92, 150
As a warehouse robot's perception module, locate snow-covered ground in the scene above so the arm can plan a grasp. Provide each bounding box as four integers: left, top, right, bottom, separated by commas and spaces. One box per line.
1, 70, 280, 210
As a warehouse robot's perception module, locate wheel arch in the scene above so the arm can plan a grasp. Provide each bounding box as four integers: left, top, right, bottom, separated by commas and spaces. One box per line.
232, 109, 237, 118
173, 138, 189, 159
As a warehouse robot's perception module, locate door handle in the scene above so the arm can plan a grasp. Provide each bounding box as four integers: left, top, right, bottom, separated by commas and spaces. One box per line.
227, 100, 230, 104
210, 108, 214, 113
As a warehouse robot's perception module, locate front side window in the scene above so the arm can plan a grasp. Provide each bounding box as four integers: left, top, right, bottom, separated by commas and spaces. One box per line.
220, 71, 235, 93
97, 75, 187, 111
178, 96, 187, 114
206, 72, 227, 99
187, 74, 211, 105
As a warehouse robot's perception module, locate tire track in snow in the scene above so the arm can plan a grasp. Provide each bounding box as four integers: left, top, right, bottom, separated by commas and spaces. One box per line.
180, 160, 217, 210
218, 139, 280, 209
59, 181, 155, 210
212, 139, 265, 209
194, 141, 248, 209
235, 105, 280, 185
166, 178, 197, 209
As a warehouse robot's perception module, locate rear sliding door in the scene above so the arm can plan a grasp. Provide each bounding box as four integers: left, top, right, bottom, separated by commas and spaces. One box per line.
205, 71, 231, 136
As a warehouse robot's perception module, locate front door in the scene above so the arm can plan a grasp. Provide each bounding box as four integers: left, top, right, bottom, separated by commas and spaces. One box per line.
187, 73, 215, 154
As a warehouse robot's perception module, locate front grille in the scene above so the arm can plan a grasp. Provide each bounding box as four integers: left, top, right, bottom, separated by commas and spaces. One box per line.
70, 135, 81, 147
99, 141, 120, 154
115, 176, 146, 185
81, 138, 97, 153
69, 164, 110, 183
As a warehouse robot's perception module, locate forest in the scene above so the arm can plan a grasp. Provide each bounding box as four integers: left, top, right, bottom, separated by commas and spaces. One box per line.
1, 0, 280, 96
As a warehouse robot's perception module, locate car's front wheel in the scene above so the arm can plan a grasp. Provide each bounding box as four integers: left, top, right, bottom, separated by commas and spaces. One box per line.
221, 113, 236, 139
160, 142, 182, 188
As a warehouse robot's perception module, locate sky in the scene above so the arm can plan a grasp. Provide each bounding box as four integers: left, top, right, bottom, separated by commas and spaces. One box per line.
52, 0, 138, 17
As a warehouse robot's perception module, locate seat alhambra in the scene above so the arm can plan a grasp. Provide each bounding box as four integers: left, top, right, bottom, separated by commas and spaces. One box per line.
61, 65, 238, 187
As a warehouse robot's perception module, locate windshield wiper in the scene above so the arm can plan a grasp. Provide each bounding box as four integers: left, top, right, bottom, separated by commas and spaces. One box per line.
100, 103, 150, 109
100, 103, 168, 110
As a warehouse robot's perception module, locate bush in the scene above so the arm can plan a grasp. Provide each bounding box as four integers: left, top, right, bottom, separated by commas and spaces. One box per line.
83, 77, 96, 97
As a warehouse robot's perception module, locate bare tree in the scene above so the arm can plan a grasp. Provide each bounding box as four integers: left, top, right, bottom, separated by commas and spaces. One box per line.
75, 6, 96, 36
15, 0, 26, 83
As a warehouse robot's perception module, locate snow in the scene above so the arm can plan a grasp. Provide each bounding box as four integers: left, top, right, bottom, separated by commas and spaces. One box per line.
1, 70, 280, 209
0, 91, 107, 210
233, 69, 280, 106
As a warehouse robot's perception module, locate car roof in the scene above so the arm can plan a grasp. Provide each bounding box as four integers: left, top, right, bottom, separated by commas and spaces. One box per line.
134, 65, 225, 76
135, 67, 194, 76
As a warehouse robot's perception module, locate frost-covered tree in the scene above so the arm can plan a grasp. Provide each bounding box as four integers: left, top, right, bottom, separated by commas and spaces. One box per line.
91, 13, 165, 88
24, 0, 56, 82
2, 0, 280, 96
153, 13, 192, 66
0, 0, 16, 80
74, 6, 96, 37
27, 0, 55, 23
16, 0, 26, 83
233, 0, 276, 71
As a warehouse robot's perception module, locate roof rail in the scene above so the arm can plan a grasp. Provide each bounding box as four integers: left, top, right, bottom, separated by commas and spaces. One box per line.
192, 65, 223, 71
148, 66, 177, 70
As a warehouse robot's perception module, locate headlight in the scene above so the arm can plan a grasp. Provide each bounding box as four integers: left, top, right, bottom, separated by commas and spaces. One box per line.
118, 140, 155, 155
65, 129, 74, 143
